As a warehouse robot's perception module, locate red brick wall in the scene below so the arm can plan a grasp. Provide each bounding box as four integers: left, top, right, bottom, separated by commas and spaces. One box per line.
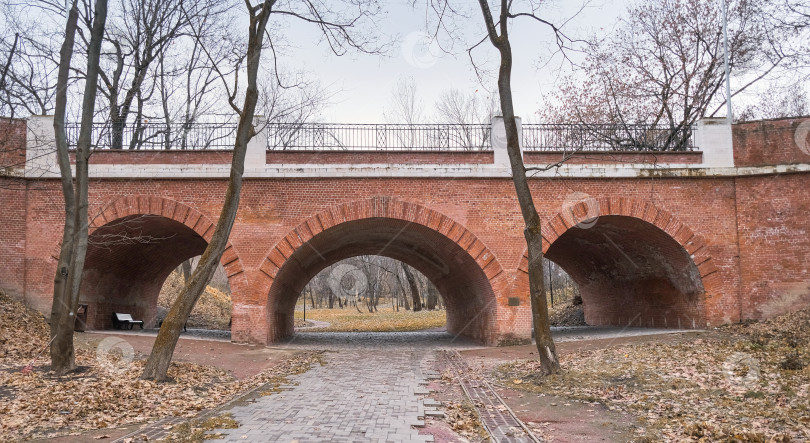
15, 175, 756, 344
0, 177, 27, 300
71, 150, 235, 164
0, 118, 27, 171
267, 150, 493, 164
735, 173, 810, 320
733, 118, 810, 167
524, 151, 702, 165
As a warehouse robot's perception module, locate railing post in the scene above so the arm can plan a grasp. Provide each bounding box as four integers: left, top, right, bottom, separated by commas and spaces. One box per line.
695, 118, 734, 167
491, 116, 523, 167
245, 115, 267, 169
25, 115, 58, 177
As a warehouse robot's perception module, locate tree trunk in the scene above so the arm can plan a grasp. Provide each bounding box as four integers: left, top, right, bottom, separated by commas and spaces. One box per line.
401, 264, 421, 312
140, 0, 275, 381
49, 0, 108, 375
426, 285, 438, 310
180, 259, 192, 282
476, 0, 560, 375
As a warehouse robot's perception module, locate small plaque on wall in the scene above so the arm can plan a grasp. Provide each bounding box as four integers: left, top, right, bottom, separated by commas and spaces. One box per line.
507, 297, 521, 306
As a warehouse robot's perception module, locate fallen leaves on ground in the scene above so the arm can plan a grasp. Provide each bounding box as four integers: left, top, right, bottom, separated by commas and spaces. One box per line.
158, 271, 231, 330
498, 308, 810, 441
0, 290, 325, 441
160, 413, 239, 442
548, 303, 586, 327
294, 307, 446, 332
443, 400, 489, 440
0, 291, 51, 363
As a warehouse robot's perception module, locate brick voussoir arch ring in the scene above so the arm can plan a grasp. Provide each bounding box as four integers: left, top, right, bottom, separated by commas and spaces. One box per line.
83, 195, 245, 278
518, 196, 720, 293
257, 196, 505, 288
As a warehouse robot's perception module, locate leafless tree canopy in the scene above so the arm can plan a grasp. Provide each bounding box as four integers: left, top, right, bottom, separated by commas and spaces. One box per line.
300, 256, 443, 313
0, 0, 387, 151
540, 0, 810, 128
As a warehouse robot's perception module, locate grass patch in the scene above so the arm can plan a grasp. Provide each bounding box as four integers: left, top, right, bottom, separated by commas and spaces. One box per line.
294, 308, 446, 332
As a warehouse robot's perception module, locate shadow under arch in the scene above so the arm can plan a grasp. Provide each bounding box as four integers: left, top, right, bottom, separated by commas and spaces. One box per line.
258, 197, 504, 344
75, 196, 244, 329
520, 197, 718, 329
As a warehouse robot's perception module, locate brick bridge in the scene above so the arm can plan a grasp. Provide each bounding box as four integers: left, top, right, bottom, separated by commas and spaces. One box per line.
1, 116, 808, 345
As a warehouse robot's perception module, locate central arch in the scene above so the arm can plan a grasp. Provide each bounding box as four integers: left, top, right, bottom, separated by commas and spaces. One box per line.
259, 197, 504, 344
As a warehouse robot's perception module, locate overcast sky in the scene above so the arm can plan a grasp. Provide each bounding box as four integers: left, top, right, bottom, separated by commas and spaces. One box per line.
275, 0, 624, 123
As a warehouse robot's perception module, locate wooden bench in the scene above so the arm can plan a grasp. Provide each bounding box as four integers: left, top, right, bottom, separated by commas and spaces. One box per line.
112, 312, 144, 330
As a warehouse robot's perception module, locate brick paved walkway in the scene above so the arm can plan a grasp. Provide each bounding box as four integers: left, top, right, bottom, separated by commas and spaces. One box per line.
211, 331, 475, 442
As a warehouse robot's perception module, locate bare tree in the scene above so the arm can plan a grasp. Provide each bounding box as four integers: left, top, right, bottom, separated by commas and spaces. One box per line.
400, 262, 422, 312
470, 0, 575, 374
91, 0, 228, 150
50, 0, 108, 375
142, 0, 386, 381
540, 0, 810, 133
0, 5, 62, 118
140, 0, 272, 381
384, 75, 424, 125
737, 85, 809, 121
434, 87, 497, 149
383, 75, 424, 148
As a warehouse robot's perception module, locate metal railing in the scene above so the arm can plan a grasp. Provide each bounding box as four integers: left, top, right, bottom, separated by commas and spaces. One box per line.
522, 123, 696, 152
266, 123, 492, 151
66, 121, 237, 150
66, 121, 697, 152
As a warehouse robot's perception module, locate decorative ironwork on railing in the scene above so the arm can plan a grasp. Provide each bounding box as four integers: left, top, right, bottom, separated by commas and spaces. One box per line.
266, 123, 492, 151
522, 123, 696, 152
66, 121, 237, 150
66, 121, 697, 152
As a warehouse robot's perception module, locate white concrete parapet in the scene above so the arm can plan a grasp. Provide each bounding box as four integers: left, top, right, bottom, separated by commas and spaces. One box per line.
490, 116, 523, 168
695, 118, 734, 168
25, 115, 58, 177
245, 115, 267, 169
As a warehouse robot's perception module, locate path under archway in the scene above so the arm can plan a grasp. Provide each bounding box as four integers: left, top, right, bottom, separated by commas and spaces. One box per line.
259, 198, 507, 344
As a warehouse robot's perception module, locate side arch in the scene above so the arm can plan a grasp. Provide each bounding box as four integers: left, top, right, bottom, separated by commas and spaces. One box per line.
73, 195, 245, 329
257, 196, 507, 343
520, 197, 720, 328
88, 195, 244, 277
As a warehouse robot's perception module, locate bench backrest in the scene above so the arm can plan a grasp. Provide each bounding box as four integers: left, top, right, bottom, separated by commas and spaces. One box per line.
115, 313, 134, 321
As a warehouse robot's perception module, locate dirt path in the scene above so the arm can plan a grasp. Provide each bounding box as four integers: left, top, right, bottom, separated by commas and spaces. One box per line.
76, 331, 301, 379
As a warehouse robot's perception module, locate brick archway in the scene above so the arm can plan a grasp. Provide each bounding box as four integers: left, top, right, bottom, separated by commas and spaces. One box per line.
75, 196, 245, 329
524, 197, 719, 328
257, 196, 505, 343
